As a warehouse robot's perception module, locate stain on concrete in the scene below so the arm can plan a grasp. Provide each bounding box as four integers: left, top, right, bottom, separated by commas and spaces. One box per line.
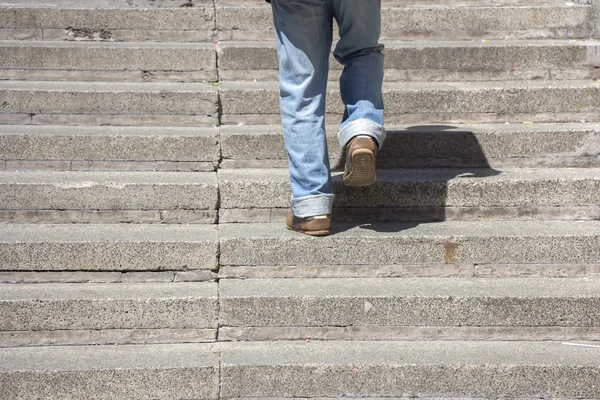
443, 241, 460, 264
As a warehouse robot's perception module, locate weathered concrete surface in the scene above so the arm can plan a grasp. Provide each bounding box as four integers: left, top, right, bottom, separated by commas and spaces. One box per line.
0, 282, 217, 330
216, 4, 591, 41
218, 263, 600, 279
218, 167, 600, 209
0, 224, 219, 271
592, 0, 600, 38
219, 221, 600, 266
219, 80, 600, 116
220, 341, 600, 398
0, 170, 218, 211
0, 344, 219, 400
218, 39, 600, 77
0, 328, 216, 348
0, 6, 215, 30
219, 277, 600, 328
219, 325, 600, 342
219, 123, 600, 169
0, 81, 219, 116
0, 41, 217, 80
0, 125, 220, 163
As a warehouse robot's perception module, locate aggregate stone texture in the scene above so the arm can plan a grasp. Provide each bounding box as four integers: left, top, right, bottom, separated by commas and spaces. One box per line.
0, 282, 218, 330
0, 6, 215, 30
218, 80, 600, 116
220, 340, 600, 398
0, 224, 219, 271
0, 343, 219, 400
0, 81, 219, 116
0, 170, 219, 210
218, 122, 600, 168
0, 41, 217, 75
215, 4, 591, 39
0, 125, 220, 162
219, 277, 600, 328
219, 221, 600, 266
217, 39, 600, 71
218, 167, 600, 209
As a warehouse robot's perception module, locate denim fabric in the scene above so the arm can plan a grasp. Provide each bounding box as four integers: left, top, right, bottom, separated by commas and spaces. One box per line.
271, 0, 385, 218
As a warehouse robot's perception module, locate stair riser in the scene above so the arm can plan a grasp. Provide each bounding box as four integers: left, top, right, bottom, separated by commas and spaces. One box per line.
0, 182, 218, 211
0, 224, 219, 271
217, 6, 591, 41
0, 45, 217, 82
218, 173, 600, 209
220, 365, 600, 398
1, 299, 217, 331
3, 126, 598, 170
2, 42, 598, 83
220, 234, 600, 266
0, 6, 589, 42
0, 87, 218, 119
220, 85, 600, 125
218, 42, 600, 83
1, 369, 218, 400
221, 127, 600, 169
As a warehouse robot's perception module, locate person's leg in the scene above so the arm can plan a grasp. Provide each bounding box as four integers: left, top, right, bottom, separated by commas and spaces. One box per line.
329, 0, 386, 150
271, 0, 334, 219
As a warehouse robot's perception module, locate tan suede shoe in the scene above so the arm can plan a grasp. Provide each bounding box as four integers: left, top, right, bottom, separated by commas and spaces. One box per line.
343, 136, 377, 187
286, 213, 331, 236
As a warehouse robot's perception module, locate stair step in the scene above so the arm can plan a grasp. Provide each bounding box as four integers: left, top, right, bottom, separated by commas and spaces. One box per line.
2, 123, 597, 170
218, 39, 600, 82
0, 343, 219, 399
218, 167, 600, 222
0, 170, 218, 223
0, 4, 589, 43
0, 80, 219, 126
2, 341, 598, 398
0, 40, 218, 82
217, 4, 591, 41
219, 278, 600, 327
0, 223, 218, 271
219, 220, 600, 266
219, 277, 600, 341
0, 125, 220, 170
0, 4, 215, 42
0, 282, 217, 345
4, 39, 598, 82
218, 340, 600, 398
219, 80, 600, 125
220, 123, 600, 169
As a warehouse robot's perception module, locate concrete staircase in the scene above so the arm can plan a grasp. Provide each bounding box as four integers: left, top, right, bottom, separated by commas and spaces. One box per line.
1, 0, 600, 398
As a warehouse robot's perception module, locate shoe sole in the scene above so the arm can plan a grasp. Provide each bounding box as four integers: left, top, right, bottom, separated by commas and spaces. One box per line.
286, 225, 331, 236
344, 148, 376, 187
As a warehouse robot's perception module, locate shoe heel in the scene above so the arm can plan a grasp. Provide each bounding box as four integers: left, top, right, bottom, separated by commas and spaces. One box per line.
345, 150, 376, 187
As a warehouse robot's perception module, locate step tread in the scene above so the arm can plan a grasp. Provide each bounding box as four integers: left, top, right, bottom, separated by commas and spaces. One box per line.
219, 166, 600, 181
220, 340, 600, 365
0, 223, 218, 243
0, 80, 218, 92
220, 220, 600, 239
0, 170, 218, 184
0, 281, 216, 300
219, 79, 600, 90
218, 38, 600, 48
220, 277, 600, 298
0, 343, 218, 372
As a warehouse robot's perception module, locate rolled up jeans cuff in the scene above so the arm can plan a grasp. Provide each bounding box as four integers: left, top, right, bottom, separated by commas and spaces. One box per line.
339, 118, 386, 150
290, 194, 335, 218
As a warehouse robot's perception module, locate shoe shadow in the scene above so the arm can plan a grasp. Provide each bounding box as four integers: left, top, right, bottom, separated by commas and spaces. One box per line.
329, 124, 501, 235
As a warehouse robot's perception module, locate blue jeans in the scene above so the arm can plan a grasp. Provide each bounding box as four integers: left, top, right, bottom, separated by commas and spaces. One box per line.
271, 0, 386, 218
